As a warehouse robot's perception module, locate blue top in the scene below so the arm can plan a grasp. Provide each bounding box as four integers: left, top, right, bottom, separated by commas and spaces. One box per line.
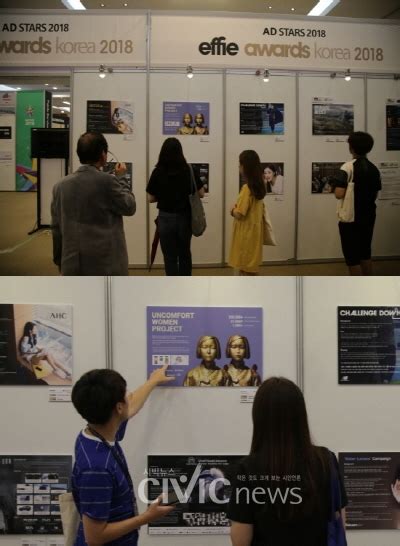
72, 421, 138, 546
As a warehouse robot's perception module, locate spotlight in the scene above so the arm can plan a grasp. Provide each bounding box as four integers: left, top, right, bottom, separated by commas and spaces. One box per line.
344, 69, 351, 82
394, 74, 400, 81
263, 69, 270, 83
99, 65, 106, 79
186, 66, 194, 79
330, 72, 336, 79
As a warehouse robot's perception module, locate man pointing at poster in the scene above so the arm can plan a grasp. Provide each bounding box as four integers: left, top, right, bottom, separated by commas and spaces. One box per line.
51, 132, 136, 275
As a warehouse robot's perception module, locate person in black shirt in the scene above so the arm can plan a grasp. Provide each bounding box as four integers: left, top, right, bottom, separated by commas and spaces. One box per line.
332, 131, 381, 275
227, 377, 347, 546
146, 138, 205, 275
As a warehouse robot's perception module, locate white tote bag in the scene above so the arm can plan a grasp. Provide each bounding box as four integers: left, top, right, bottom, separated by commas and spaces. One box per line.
59, 492, 80, 546
336, 161, 355, 223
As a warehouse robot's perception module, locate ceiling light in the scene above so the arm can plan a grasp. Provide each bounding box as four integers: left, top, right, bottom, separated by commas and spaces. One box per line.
100, 3, 105, 6
344, 69, 351, 82
99, 65, 106, 78
16, 87, 22, 90
61, 0, 86, 9
308, 0, 340, 16
61, 110, 65, 114
62, 101, 71, 105
263, 70, 270, 83
44, 83, 49, 86
123, 2, 128, 5
330, 72, 337, 79
53, 86, 58, 90
0, 85, 17, 91
291, 7, 295, 11
186, 66, 194, 79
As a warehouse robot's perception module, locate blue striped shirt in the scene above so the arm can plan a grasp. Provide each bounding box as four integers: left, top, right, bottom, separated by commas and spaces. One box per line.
72, 421, 138, 546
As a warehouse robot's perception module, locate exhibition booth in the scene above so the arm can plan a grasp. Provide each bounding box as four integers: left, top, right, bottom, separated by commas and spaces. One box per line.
0, 275, 399, 545
0, 10, 399, 267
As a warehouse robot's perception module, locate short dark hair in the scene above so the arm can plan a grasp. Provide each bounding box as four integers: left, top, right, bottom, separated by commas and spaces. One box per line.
71, 369, 126, 425
348, 131, 374, 156
76, 132, 108, 164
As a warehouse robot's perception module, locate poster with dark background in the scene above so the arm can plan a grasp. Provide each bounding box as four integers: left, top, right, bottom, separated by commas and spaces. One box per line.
240, 103, 284, 135
338, 306, 400, 384
386, 102, 400, 151
339, 452, 400, 530
312, 103, 354, 135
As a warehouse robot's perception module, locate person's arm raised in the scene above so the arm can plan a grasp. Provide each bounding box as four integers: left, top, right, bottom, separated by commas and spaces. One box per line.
126, 364, 175, 419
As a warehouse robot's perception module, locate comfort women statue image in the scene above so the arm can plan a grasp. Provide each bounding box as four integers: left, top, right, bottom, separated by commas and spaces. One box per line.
225, 334, 261, 387
183, 336, 226, 386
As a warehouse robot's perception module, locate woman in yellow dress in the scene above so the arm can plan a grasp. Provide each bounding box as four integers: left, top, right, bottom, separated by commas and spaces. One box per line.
183, 335, 225, 386
228, 150, 266, 275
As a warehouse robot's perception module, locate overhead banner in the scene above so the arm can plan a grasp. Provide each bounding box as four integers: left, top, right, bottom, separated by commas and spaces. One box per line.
0, 13, 147, 66
339, 452, 400, 530
151, 15, 400, 72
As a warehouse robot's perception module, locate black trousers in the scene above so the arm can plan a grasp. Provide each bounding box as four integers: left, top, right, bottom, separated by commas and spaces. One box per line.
158, 211, 192, 276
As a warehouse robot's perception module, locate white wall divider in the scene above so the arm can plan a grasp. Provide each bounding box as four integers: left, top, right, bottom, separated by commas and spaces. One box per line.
111, 276, 298, 545
225, 72, 297, 263
303, 276, 400, 546
297, 75, 366, 261
72, 71, 148, 266
367, 77, 400, 258
0, 276, 107, 546
148, 72, 224, 266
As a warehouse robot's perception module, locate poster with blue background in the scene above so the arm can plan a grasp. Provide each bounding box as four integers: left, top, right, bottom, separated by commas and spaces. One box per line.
163, 102, 210, 135
147, 306, 263, 387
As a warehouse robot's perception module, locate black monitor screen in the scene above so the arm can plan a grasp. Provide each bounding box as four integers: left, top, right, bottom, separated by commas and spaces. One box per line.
31, 129, 69, 158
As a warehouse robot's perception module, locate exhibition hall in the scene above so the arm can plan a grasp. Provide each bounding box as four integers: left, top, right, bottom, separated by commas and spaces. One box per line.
0, 2, 400, 546
0, 2, 399, 274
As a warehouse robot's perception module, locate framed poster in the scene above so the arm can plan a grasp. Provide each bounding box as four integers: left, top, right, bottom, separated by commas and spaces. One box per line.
163, 102, 210, 135
239, 162, 284, 195
147, 454, 242, 535
87, 101, 133, 134
312, 103, 354, 135
386, 101, 400, 151
311, 162, 342, 194
0, 455, 72, 534
339, 452, 400, 530
0, 304, 73, 386
338, 306, 400, 384
239, 103, 284, 135
147, 306, 263, 387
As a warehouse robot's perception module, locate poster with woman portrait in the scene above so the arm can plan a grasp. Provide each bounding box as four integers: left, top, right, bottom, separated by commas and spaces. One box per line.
163, 102, 210, 135
147, 306, 263, 387
239, 162, 284, 195
0, 304, 73, 386
339, 452, 400, 530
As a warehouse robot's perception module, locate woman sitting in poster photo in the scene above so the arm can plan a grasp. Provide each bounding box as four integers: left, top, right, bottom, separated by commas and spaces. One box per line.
225, 335, 261, 387
183, 335, 226, 386
19, 321, 71, 380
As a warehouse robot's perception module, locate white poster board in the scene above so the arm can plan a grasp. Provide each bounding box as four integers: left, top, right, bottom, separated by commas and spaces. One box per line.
111, 276, 298, 545
72, 71, 148, 266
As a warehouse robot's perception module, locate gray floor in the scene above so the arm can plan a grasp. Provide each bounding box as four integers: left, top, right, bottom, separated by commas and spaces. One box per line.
1, 192, 399, 276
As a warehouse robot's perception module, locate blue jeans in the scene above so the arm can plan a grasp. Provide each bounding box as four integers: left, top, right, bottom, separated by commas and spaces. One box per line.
158, 211, 192, 276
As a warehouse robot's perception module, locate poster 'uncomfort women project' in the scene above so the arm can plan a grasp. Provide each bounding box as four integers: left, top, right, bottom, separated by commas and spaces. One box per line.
147, 306, 263, 387
0, 455, 72, 534
147, 455, 242, 535
337, 306, 400, 385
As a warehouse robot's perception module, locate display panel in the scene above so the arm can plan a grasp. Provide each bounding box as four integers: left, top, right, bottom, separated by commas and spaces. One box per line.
147, 306, 263, 387
338, 306, 400, 385
339, 452, 400, 530
147, 455, 242, 535
0, 455, 72, 534
239, 103, 284, 135
0, 304, 73, 386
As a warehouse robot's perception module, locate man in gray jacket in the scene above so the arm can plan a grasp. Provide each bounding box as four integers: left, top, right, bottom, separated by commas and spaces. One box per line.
51, 132, 136, 275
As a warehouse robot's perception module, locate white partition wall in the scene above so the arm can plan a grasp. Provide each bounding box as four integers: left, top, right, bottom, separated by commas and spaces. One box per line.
367, 78, 400, 257
149, 72, 224, 265
225, 73, 297, 262
72, 71, 148, 266
0, 276, 107, 546
297, 75, 366, 261
303, 276, 400, 546
111, 276, 298, 546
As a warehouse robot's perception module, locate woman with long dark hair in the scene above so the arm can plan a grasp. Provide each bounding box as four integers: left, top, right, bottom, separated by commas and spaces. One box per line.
146, 138, 205, 275
19, 322, 71, 379
228, 150, 266, 275
228, 377, 347, 546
